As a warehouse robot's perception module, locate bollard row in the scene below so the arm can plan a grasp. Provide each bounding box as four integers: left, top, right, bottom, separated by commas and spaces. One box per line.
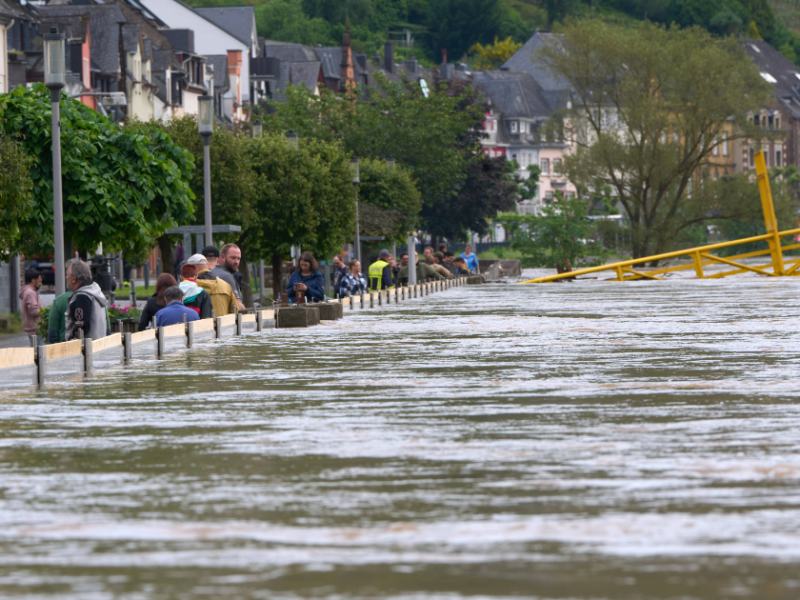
0, 276, 468, 388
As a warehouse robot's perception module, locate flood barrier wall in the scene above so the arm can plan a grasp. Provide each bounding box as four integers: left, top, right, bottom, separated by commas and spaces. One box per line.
0, 277, 467, 388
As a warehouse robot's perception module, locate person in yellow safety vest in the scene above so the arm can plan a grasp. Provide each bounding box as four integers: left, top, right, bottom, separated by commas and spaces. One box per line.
368, 249, 395, 292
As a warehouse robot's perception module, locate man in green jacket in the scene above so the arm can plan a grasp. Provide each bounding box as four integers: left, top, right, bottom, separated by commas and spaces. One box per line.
396, 252, 444, 286
47, 291, 73, 344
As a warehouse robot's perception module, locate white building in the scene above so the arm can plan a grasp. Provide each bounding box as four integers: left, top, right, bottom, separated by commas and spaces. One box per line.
138, 0, 256, 114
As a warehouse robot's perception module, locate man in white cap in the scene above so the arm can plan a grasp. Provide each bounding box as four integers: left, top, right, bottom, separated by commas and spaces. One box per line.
187, 253, 236, 316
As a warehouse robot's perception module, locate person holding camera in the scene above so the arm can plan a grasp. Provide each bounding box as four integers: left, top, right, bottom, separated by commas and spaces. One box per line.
286, 252, 325, 303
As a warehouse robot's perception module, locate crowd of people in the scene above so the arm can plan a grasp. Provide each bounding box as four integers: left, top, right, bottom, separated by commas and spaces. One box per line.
331, 243, 479, 298
21, 241, 479, 345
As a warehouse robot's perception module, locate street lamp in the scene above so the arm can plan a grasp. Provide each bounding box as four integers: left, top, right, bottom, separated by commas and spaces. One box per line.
44, 27, 66, 296
286, 129, 298, 150
350, 157, 360, 262
198, 92, 214, 247
386, 156, 395, 170
253, 120, 262, 139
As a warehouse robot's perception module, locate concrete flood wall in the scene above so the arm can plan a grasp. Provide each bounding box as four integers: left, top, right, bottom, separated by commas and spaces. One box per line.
0, 277, 469, 389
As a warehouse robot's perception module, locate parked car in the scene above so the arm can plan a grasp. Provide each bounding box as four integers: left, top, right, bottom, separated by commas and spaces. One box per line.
26, 257, 56, 286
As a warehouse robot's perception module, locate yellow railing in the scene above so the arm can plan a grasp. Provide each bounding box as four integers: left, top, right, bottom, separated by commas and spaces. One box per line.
520, 150, 800, 283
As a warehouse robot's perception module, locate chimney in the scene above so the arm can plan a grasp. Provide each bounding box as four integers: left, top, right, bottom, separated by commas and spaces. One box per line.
372, 53, 381, 68
440, 63, 454, 80
384, 41, 394, 74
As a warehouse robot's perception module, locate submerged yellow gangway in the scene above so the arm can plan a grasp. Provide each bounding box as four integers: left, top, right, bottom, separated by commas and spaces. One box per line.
520, 150, 800, 283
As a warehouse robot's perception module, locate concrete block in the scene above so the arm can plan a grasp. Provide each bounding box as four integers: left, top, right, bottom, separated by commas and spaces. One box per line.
317, 302, 343, 321
277, 306, 321, 328
466, 275, 485, 285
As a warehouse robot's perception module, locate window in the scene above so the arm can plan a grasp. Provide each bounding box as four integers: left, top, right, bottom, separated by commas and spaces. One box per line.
749, 147, 755, 168
776, 117, 780, 128
510, 121, 518, 133
545, 192, 554, 203
553, 158, 562, 174
777, 149, 782, 166
713, 137, 718, 156
723, 132, 729, 156
540, 159, 550, 175
754, 114, 760, 127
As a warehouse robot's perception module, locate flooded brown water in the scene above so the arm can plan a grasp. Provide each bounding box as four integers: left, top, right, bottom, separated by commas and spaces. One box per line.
1, 275, 800, 599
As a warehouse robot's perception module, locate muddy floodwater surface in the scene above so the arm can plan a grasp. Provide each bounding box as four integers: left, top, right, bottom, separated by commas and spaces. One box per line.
1, 276, 800, 599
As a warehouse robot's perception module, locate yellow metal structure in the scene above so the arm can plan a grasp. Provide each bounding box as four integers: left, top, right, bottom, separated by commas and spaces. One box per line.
520, 150, 800, 283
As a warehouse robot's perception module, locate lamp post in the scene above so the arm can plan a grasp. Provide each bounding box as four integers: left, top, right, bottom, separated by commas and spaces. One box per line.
286, 129, 298, 150
198, 93, 214, 247
253, 120, 263, 139
350, 157, 360, 262
44, 27, 66, 296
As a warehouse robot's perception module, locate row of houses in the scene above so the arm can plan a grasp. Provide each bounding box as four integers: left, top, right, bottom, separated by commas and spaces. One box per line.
477, 33, 800, 215
0, 0, 264, 124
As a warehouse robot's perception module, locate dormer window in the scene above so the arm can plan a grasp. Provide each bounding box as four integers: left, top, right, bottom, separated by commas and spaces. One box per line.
510, 121, 518, 133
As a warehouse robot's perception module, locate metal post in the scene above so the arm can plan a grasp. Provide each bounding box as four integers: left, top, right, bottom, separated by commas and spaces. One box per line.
323, 261, 331, 299
123, 332, 133, 362
37, 344, 47, 385
51, 89, 66, 296
259, 259, 265, 304
407, 235, 417, 286
9, 256, 20, 313
203, 135, 213, 247
354, 185, 361, 262
157, 327, 165, 358
144, 261, 150, 290
84, 338, 93, 374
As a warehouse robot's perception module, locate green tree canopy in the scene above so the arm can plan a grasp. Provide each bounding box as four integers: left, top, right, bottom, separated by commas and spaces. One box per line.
264, 74, 485, 214
499, 194, 606, 271
0, 85, 195, 259
241, 133, 355, 296
539, 19, 773, 259
357, 158, 423, 243
0, 129, 34, 260
150, 116, 258, 274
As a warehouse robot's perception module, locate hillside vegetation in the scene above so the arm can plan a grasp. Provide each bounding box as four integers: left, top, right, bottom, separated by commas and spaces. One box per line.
182, 0, 800, 67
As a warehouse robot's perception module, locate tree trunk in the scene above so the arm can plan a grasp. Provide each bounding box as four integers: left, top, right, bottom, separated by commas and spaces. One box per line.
157, 235, 174, 280
238, 254, 253, 308
272, 253, 282, 301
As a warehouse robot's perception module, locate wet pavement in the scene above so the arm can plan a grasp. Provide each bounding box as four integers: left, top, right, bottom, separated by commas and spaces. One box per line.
1, 273, 800, 599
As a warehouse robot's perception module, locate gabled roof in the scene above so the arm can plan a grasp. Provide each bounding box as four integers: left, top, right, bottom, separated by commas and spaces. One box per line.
473, 70, 554, 118
37, 4, 126, 75
122, 23, 141, 54
502, 32, 571, 93
742, 40, 800, 118
262, 40, 318, 63
205, 54, 230, 90
0, 0, 29, 20
194, 5, 255, 47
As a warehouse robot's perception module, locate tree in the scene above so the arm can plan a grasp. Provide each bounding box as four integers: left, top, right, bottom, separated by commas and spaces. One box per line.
151, 117, 257, 276
265, 74, 484, 214
426, 0, 504, 60
421, 156, 518, 240
499, 194, 606, 271
779, 42, 798, 63
746, 20, 761, 39
357, 158, 423, 243
241, 133, 355, 298
538, 20, 773, 259
546, 0, 580, 26
470, 36, 523, 70
255, 0, 332, 46
0, 85, 194, 259
0, 130, 34, 260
